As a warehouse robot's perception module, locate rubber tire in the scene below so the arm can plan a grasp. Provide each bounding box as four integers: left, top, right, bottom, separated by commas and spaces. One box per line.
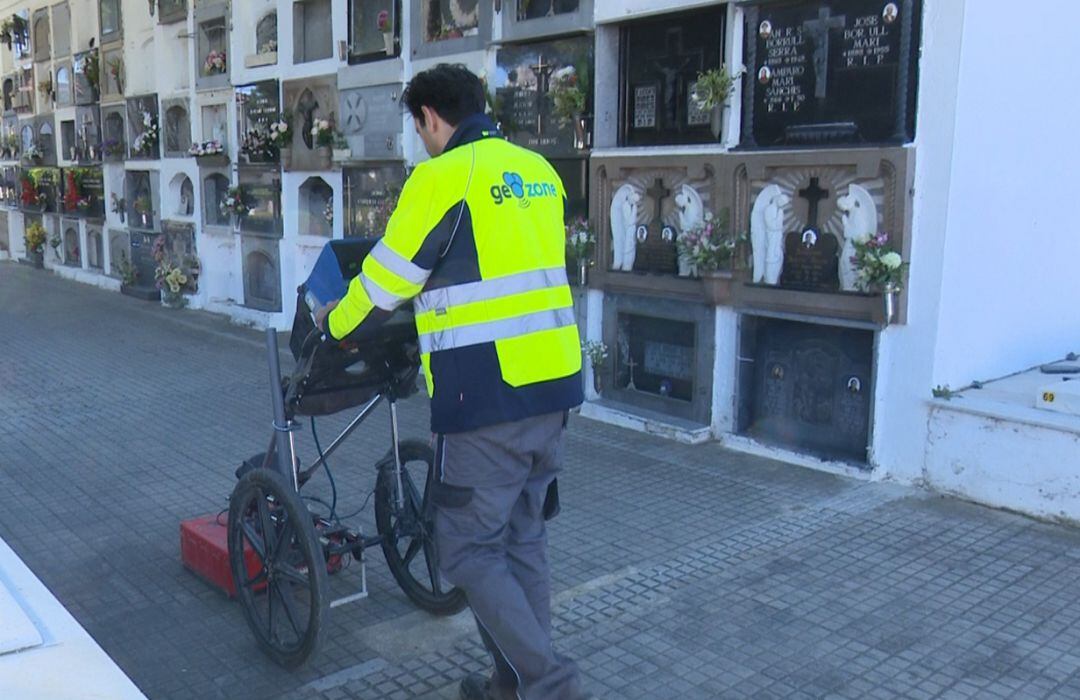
228, 467, 327, 669
375, 440, 467, 616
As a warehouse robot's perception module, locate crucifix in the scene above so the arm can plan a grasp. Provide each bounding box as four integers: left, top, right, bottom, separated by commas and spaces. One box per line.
297, 89, 320, 150
625, 355, 638, 391
648, 28, 702, 126
529, 54, 555, 135
798, 177, 829, 239
802, 7, 846, 100
645, 177, 671, 229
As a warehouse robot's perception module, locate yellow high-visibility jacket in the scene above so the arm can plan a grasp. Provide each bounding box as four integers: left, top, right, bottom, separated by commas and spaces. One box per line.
328, 114, 583, 433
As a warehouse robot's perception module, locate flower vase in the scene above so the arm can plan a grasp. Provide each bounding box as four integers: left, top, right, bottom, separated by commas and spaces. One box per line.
709, 105, 726, 141
882, 284, 898, 325
139, 212, 149, 228
592, 368, 602, 396
280, 147, 292, 170
316, 146, 332, 170
28, 250, 43, 268
161, 290, 185, 309
383, 32, 395, 55
232, 215, 242, 233
701, 270, 735, 305
573, 116, 588, 151
578, 259, 589, 286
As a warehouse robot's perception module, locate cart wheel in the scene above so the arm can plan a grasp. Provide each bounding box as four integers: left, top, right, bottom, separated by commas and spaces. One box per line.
375, 440, 467, 616
228, 467, 326, 668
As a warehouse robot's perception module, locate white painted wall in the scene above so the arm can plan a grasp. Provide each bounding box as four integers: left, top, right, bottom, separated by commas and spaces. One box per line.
932, 0, 1080, 388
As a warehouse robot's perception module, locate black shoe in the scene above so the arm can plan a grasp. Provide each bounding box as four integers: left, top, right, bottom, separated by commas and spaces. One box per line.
459, 673, 495, 700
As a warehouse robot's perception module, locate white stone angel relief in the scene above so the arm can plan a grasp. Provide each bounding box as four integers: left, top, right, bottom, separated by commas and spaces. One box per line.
673, 184, 704, 277
750, 184, 791, 285
836, 183, 878, 292
609, 183, 642, 271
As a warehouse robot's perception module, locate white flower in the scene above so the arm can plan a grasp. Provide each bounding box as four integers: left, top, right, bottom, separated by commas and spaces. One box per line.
319, 119, 330, 130
552, 66, 575, 81
881, 252, 903, 269
279, 121, 288, 132
704, 210, 713, 222
310, 126, 319, 137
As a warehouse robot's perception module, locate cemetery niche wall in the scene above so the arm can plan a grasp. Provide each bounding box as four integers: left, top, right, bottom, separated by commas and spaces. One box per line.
502, 0, 593, 43
740, 0, 922, 148
194, 3, 230, 91
412, 0, 491, 59
236, 81, 279, 166
126, 94, 160, 160
293, 0, 333, 64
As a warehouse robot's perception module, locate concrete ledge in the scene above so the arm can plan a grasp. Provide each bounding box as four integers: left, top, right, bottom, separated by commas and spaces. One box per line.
579, 399, 712, 445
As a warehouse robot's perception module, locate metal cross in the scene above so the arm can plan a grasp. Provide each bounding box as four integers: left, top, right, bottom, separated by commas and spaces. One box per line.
645, 178, 671, 228
529, 54, 555, 135
802, 7, 846, 99
798, 177, 829, 234
625, 355, 638, 391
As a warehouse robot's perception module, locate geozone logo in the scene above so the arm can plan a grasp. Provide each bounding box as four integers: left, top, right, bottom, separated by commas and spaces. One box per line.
490, 171, 558, 207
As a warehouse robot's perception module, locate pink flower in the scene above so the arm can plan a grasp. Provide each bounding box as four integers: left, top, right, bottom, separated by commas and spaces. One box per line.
377, 10, 391, 32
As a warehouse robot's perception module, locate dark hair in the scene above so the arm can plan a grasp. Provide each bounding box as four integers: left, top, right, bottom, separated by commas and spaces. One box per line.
401, 64, 485, 127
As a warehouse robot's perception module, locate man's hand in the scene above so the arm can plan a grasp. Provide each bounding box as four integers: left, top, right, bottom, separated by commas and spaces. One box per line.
315, 299, 340, 333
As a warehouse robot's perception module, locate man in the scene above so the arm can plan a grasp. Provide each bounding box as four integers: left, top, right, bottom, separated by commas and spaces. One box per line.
317, 64, 587, 700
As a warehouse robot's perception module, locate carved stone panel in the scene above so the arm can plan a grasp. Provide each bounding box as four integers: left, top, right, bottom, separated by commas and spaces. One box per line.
282, 76, 337, 172
338, 84, 402, 160
241, 235, 282, 311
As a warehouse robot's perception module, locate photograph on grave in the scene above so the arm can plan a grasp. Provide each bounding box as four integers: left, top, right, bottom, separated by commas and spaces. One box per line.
293, 0, 333, 63
348, 0, 399, 62
61, 218, 80, 266
55, 64, 73, 107
52, 3, 71, 59
75, 106, 101, 161
31, 8, 49, 63
619, 5, 725, 146
737, 315, 873, 463
494, 36, 592, 157
73, 50, 100, 106
741, 0, 923, 147
601, 293, 715, 425
241, 235, 282, 311
202, 172, 231, 228
162, 99, 192, 157
236, 81, 280, 166
125, 170, 159, 231
100, 106, 125, 161
126, 94, 160, 160
99, 0, 122, 45
86, 223, 104, 269
282, 77, 337, 172
107, 228, 130, 278
595, 159, 718, 278
62, 166, 105, 218
194, 2, 229, 90
237, 167, 282, 237
338, 83, 403, 160
343, 163, 406, 238
158, 0, 188, 25
298, 176, 333, 237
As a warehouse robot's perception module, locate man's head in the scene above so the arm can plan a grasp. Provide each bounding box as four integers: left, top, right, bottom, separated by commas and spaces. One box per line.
401, 64, 486, 157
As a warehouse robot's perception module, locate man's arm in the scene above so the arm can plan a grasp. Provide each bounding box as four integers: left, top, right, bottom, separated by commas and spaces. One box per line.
323, 162, 457, 341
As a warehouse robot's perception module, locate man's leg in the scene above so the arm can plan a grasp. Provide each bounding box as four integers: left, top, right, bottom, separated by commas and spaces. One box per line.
433, 417, 584, 700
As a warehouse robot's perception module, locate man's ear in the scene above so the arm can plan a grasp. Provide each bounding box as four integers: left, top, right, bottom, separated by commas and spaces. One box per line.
421, 105, 439, 133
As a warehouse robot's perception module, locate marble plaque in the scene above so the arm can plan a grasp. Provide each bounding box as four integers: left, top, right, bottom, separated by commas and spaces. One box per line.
339, 84, 403, 160
241, 235, 282, 311
237, 167, 282, 238
236, 81, 280, 166
108, 228, 130, 278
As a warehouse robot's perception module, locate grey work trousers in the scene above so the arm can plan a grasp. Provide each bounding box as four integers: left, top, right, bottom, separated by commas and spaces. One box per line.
433, 411, 586, 700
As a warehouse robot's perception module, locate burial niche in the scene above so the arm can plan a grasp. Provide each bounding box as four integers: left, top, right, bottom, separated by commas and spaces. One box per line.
257, 12, 278, 55
164, 103, 192, 156
170, 174, 195, 217
203, 173, 230, 227
298, 177, 333, 237
293, 0, 333, 63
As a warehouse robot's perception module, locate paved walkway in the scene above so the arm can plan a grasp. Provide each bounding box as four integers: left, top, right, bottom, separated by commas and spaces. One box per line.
2, 262, 1080, 700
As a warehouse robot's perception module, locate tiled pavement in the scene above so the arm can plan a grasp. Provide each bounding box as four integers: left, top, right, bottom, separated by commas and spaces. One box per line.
2, 262, 1080, 699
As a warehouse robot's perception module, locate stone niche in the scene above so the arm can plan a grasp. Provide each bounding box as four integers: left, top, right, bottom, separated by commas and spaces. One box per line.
167, 172, 196, 218
199, 102, 230, 152
107, 227, 129, 277
348, 0, 398, 63
26, 167, 61, 213
101, 47, 123, 101
236, 81, 280, 166
158, 0, 188, 25
11, 12, 30, 62
124, 170, 161, 232
161, 220, 198, 291
338, 83, 403, 160
237, 167, 282, 238
495, 36, 593, 158
591, 155, 719, 300
161, 98, 192, 158
201, 170, 231, 229
411, 0, 491, 60
282, 77, 337, 172
75, 106, 102, 162
194, 2, 230, 91
247, 9, 279, 66
86, 222, 104, 269
241, 235, 282, 311
73, 50, 99, 106
741, 0, 923, 148
298, 176, 333, 237
618, 5, 726, 147
293, 0, 333, 64
33, 115, 57, 166
61, 217, 80, 266
601, 292, 715, 426
32, 9, 50, 63
502, 0, 593, 43
55, 63, 73, 107
99, 0, 122, 46
100, 105, 126, 161
63, 166, 106, 219
736, 315, 874, 464
126, 94, 160, 160
729, 147, 914, 325
128, 230, 161, 298
52, 2, 71, 58
343, 163, 406, 238
14, 68, 34, 113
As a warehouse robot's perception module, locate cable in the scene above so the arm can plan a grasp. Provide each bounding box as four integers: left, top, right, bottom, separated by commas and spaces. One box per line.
334, 488, 376, 522
310, 416, 338, 521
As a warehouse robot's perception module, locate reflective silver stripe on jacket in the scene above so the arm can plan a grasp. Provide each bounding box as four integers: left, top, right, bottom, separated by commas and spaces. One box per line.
369, 241, 431, 286
360, 274, 408, 311
414, 267, 569, 315
418, 306, 576, 354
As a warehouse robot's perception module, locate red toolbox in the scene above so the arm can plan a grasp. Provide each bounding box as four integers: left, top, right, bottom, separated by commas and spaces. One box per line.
180, 513, 262, 597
